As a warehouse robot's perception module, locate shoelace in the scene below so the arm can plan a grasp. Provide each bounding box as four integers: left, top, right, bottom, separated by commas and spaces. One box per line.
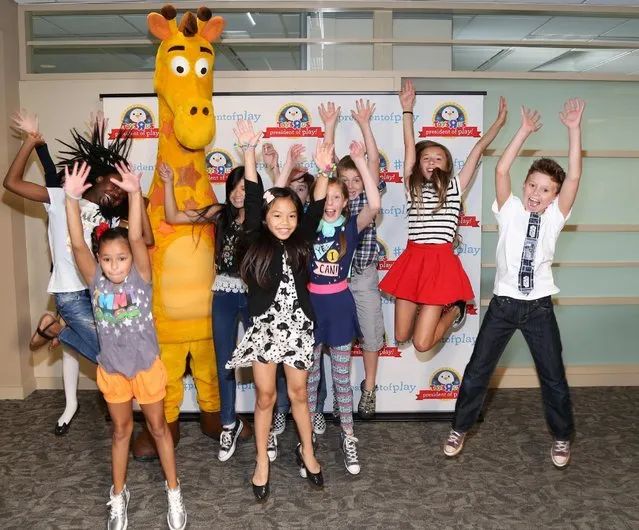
447, 430, 463, 446
267, 432, 276, 449
220, 429, 233, 450
167, 488, 184, 514
343, 435, 359, 463
554, 441, 570, 454
107, 492, 125, 520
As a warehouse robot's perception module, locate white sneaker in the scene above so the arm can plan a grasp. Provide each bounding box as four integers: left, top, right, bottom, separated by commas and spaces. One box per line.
165, 480, 187, 530
267, 431, 278, 462
218, 419, 244, 462
312, 413, 327, 435
443, 429, 466, 457
551, 440, 571, 468
272, 412, 286, 435
340, 432, 361, 475
107, 485, 129, 530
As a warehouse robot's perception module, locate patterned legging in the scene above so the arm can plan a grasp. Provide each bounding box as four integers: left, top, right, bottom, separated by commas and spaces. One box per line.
307, 343, 353, 435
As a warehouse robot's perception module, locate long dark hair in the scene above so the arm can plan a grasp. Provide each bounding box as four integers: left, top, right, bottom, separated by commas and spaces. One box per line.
239, 187, 310, 289
409, 140, 454, 213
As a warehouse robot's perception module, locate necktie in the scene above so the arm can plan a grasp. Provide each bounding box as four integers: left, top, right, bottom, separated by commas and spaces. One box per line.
518, 212, 541, 295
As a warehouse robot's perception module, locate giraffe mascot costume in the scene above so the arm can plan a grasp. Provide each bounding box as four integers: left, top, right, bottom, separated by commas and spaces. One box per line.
134, 5, 251, 460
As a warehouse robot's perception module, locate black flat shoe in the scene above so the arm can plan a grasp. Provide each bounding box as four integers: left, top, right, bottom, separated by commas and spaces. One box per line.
295, 443, 323, 488
54, 404, 80, 436
251, 460, 270, 501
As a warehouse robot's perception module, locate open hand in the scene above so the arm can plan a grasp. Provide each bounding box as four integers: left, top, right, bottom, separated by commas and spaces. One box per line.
233, 119, 262, 149
63, 162, 92, 199
318, 101, 341, 127
112, 161, 142, 193
351, 99, 376, 125
313, 140, 335, 172
520, 106, 543, 134
158, 162, 174, 183
349, 140, 366, 162
262, 142, 279, 169
494, 96, 508, 128
559, 98, 586, 130
285, 143, 306, 167
399, 80, 416, 112
12, 110, 43, 144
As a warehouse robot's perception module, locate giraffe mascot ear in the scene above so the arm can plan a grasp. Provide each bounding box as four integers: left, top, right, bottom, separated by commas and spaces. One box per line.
147, 5, 178, 40
196, 7, 225, 43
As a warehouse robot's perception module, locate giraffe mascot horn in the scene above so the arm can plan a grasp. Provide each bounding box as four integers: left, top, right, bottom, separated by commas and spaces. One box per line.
133, 5, 250, 460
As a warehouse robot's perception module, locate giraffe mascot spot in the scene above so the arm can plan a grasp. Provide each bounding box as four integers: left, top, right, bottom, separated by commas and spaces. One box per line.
133, 5, 251, 460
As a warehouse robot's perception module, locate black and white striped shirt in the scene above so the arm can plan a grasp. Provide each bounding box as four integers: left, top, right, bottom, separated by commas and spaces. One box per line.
407, 175, 461, 244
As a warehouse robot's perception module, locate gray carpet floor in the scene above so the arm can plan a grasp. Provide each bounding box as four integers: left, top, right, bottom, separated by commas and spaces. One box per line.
0, 387, 638, 529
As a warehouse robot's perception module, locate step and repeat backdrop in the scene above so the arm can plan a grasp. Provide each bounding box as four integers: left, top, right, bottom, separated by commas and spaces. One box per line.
103, 91, 484, 414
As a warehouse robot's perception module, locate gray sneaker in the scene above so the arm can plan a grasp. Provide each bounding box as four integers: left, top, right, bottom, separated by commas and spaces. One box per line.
340, 432, 361, 475
267, 430, 278, 462
551, 440, 571, 468
443, 429, 466, 457
358, 380, 376, 420
107, 485, 129, 530
166, 481, 187, 530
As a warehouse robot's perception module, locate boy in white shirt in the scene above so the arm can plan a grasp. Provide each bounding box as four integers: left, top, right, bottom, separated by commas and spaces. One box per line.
443, 98, 586, 468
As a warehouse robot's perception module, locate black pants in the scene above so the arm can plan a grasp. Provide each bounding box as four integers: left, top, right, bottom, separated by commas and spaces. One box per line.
453, 295, 574, 440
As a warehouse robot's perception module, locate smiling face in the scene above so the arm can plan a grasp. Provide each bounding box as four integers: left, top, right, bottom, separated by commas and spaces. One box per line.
129, 108, 147, 123
340, 168, 363, 200
285, 106, 303, 122
95, 173, 127, 208
98, 238, 133, 284
523, 172, 559, 214
266, 196, 298, 240
441, 106, 459, 122
209, 153, 227, 167
438, 371, 455, 386
323, 181, 349, 223
419, 146, 449, 180
290, 179, 309, 205
228, 178, 245, 209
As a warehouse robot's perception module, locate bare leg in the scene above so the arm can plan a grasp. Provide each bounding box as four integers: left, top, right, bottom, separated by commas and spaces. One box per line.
140, 400, 178, 489
394, 298, 419, 343
106, 401, 134, 494
413, 305, 460, 352
251, 362, 277, 486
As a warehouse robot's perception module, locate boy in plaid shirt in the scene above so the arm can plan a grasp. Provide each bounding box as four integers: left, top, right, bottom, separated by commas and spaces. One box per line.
320, 99, 386, 419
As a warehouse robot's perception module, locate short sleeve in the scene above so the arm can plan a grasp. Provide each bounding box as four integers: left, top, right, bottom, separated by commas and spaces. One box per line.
45, 187, 64, 213
545, 198, 570, 230
492, 194, 520, 226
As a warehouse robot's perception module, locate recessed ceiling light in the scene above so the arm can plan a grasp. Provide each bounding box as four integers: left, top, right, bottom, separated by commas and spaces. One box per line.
40, 64, 56, 69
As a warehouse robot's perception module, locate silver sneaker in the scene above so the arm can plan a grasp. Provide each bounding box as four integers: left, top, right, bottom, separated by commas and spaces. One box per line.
107, 485, 129, 530
551, 440, 571, 468
443, 429, 466, 457
165, 480, 187, 530
267, 430, 278, 462
272, 412, 286, 435
312, 413, 327, 435
340, 432, 361, 475
358, 380, 376, 420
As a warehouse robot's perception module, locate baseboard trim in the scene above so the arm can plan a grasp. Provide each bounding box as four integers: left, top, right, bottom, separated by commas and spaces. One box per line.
0, 385, 31, 399
491, 365, 639, 388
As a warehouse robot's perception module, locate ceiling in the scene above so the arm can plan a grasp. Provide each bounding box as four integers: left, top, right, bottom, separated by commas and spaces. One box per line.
25, 3, 639, 74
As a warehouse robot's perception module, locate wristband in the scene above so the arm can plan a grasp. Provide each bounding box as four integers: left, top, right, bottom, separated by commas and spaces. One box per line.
316, 163, 337, 179
65, 189, 82, 200
234, 141, 258, 151
402, 111, 414, 115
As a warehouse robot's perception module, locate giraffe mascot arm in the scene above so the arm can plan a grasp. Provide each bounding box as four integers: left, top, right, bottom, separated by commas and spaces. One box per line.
133, 5, 245, 460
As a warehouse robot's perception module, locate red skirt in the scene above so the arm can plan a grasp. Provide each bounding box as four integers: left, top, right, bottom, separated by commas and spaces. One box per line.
379, 241, 474, 305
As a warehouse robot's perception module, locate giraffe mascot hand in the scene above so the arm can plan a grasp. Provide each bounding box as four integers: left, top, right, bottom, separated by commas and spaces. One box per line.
134, 5, 252, 460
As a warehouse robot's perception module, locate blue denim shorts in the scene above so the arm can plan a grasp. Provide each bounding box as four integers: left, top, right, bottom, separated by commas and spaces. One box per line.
55, 289, 100, 364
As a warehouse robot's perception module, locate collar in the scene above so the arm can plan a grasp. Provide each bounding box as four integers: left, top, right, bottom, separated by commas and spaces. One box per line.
317, 215, 345, 237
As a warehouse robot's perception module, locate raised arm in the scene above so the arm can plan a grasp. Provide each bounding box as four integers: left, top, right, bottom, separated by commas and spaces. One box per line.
112, 162, 152, 282
262, 141, 280, 182
3, 111, 50, 203
557, 98, 585, 218
234, 120, 264, 236
300, 140, 332, 241
274, 143, 306, 188
458, 96, 507, 193
350, 141, 381, 232
140, 196, 155, 246
233, 119, 263, 185
399, 80, 417, 188
159, 162, 220, 225
495, 107, 542, 210
64, 162, 97, 284
351, 99, 380, 180
318, 102, 341, 163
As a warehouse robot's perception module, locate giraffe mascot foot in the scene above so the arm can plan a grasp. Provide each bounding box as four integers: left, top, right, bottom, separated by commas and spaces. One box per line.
133, 5, 252, 461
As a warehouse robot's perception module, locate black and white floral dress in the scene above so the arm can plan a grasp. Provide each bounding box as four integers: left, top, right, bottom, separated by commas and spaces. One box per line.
226, 253, 315, 371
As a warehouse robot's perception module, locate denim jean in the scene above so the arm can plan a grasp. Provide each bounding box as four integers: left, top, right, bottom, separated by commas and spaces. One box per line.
55, 289, 100, 364
213, 290, 251, 426
276, 348, 328, 414
453, 295, 574, 440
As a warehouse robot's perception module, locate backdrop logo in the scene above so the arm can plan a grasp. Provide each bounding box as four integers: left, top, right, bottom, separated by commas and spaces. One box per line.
109, 104, 159, 139
263, 103, 324, 138
416, 367, 462, 400
353, 337, 401, 358
459, 197, 480, 228
376, 237, 396, 271
378, 151, 402, 183
205, 149, 235, 183
418, 102, 481, 138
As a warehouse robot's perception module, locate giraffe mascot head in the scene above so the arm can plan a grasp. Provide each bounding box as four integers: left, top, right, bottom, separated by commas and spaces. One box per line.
133, 5, 243, 460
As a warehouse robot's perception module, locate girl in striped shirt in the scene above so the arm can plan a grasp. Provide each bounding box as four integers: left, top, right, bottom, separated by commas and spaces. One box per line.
380, 81, 507, 352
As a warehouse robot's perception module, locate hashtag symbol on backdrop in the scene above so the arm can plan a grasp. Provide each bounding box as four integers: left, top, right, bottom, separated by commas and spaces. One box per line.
393, 159, 403, 171
393, 246, 403, 258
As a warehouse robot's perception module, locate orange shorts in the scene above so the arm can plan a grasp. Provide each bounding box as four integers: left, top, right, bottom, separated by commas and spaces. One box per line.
97, 357, 167, 405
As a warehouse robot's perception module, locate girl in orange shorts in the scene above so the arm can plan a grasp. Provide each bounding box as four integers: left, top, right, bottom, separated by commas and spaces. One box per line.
64, 160, 186, 530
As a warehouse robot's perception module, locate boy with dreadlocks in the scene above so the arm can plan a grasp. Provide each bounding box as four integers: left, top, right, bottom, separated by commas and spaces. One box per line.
3, 109, 151, 435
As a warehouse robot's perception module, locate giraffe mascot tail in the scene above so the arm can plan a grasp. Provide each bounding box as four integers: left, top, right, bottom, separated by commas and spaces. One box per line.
134, 5, 251, 460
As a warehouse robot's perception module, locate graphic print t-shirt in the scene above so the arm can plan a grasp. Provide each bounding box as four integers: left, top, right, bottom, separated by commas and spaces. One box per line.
309, 217, 359, 286
91, 264, 159, 378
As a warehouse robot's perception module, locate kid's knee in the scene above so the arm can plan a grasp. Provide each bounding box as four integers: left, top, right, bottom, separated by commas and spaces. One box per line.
112, 419, 134, 441
287, 385, 308, 405
413, 337, 435, 353
255, 390, 277, 410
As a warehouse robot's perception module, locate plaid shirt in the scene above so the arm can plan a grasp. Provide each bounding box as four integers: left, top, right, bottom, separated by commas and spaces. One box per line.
350, 179, 386, 274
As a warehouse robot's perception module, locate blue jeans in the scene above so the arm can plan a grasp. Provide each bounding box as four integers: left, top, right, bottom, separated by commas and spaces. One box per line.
213, 290, 251, 426
453, 296, 574, 440
276, 347, 328, 414
55, 290, 99, 364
